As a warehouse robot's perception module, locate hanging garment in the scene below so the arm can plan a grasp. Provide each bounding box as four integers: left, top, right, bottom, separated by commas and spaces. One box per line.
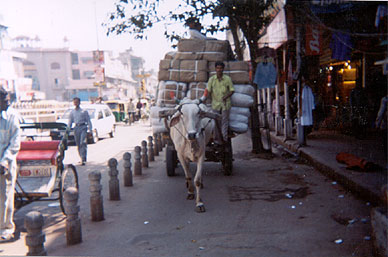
301, 85, 315, 126
253, 62, 277, 89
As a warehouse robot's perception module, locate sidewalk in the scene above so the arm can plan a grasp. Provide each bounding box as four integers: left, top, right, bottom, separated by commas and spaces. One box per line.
264, 128, 387, 206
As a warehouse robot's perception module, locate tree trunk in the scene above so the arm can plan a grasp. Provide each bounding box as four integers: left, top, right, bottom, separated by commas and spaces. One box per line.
247, 41, 265, 153
229, 18, 244, 61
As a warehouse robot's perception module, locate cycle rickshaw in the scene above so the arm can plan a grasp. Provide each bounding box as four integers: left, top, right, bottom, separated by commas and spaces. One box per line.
15, 122, 79, 215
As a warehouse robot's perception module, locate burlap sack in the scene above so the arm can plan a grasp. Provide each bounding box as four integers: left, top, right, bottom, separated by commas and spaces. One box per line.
164, 52, 177, 60
159, 60, 209, 82
186, 82, 207, 100
174, 52, 226, 62
159, 59, 208, 71
209, 71, 250, 84
208, 61, 249, 72
231, 92, 254, 108
177, 39, 230, 53
158, 70, 208, 82
233, 84, 255, 97
156, 81, 187, 107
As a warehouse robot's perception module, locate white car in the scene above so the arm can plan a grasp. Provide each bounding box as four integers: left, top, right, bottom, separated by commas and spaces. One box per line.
54, 103, 116, 144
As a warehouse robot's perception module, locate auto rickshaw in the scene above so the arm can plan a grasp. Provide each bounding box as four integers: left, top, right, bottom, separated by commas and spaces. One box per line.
106, 100, 128, 123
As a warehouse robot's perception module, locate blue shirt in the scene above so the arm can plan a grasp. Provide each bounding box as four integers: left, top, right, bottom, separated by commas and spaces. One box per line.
254, 62, 277, 89
68, 107, 92, 130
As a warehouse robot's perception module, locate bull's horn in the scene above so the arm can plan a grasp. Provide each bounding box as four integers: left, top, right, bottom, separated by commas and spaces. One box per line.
199, 110, 221, 121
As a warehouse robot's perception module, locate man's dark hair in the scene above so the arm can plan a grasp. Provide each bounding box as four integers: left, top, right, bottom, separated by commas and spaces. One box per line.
185, 17, 199, 26
73, 97, 80, 102
215, 61, 225, 68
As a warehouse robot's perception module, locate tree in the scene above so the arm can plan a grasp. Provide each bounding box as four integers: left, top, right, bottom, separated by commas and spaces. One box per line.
106, 0, 274, 153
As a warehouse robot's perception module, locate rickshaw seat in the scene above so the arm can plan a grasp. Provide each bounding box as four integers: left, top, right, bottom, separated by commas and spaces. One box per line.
17, 141, 61, 162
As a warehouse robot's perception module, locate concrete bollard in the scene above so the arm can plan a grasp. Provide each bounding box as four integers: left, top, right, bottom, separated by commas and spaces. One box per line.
123, 152, 133, 186
134, 146, 142, 175
25, 211, 47, 256
157, 133, 163, 151
148, 136, 155, 162
108, 158, 120, 201
153, 134, 159, 156
141, 140, 149, 168
64, 187, 82, 245
88, 171, 104, 222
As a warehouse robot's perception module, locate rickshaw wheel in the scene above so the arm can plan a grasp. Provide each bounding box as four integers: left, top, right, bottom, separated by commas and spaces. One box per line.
59, 164, 79, 215
222, 138, 233, 176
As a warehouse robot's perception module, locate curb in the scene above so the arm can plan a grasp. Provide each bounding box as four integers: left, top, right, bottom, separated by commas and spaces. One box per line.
266, 129, 383, 206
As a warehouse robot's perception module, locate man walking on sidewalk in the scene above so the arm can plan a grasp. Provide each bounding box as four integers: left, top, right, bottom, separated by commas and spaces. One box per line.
68, 97, 92, 165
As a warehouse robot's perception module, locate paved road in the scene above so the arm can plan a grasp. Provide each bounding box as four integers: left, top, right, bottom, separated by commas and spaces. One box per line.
1, 121, 374, 256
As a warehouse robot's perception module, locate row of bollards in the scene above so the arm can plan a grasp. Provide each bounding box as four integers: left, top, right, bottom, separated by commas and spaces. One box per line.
23, 133, 167, 256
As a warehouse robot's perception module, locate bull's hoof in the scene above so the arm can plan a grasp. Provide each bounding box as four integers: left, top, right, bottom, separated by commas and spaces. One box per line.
195, 203, 206, 213
187, 193, 195, 200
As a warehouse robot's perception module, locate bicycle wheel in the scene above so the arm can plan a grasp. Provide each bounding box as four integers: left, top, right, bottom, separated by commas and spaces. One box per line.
59, 164, 79, 215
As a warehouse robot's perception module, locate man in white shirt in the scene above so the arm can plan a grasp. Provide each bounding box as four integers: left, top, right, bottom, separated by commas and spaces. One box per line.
0, 87, 21, 241
186, 17, 210, 40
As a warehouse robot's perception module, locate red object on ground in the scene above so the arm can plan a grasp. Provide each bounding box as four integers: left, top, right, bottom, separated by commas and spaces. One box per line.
336, 152, 373, 171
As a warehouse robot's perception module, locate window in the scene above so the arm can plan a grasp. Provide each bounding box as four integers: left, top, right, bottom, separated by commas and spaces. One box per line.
72, 69, 80, 80
71, 53, 79, 65
83, 71, 95, 79
98, 111, 103, 120
50, 62, 60, 69
104, 108, 112, 117
81, 57, 93, 64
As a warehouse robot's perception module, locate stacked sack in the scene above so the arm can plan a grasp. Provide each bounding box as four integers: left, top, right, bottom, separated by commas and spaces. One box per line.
158, 59, 208, 83
230, 84, 255, 133
151, 81, 187, 134
152, 38, 254, 135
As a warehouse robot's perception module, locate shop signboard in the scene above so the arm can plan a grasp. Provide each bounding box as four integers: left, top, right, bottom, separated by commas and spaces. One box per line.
305, 24, 322, 55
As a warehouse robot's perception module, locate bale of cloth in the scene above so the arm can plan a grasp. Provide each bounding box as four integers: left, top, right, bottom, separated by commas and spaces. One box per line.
208, 61, 250, 84
158, 60, 208, 82
177, 39, 230, 54
174, 52, 226, 62
186, 82, 211, 106
156, 81, 187, 107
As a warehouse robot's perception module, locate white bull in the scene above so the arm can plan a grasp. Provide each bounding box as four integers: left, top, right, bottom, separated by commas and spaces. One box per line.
168, 99, 215, 212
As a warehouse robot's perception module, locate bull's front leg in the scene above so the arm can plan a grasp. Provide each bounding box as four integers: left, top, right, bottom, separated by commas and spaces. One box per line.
194, 155, 205, 213
177, 152, 195, 200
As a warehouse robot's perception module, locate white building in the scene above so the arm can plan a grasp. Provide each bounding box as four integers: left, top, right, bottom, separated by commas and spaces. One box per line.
0, 25, 33, 101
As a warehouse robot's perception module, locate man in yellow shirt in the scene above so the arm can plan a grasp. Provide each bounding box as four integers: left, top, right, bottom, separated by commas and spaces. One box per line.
200, 61, 234, 143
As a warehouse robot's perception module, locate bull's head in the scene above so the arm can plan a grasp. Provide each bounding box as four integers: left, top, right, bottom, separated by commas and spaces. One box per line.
168, 99, 216, 142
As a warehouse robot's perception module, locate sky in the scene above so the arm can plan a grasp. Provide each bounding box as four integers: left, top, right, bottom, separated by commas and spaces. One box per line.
0, 0, 195, 71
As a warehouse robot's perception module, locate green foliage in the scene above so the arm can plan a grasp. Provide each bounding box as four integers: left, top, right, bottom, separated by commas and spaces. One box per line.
105, 0, 274, 59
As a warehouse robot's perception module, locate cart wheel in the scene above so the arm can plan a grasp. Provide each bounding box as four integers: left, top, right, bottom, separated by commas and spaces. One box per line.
222, 139, 233, 176
166, 145, 177, 177
59, 164, 79, 215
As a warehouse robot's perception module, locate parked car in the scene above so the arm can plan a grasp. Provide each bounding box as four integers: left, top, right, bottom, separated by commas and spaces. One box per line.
51, 103, 116, 144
